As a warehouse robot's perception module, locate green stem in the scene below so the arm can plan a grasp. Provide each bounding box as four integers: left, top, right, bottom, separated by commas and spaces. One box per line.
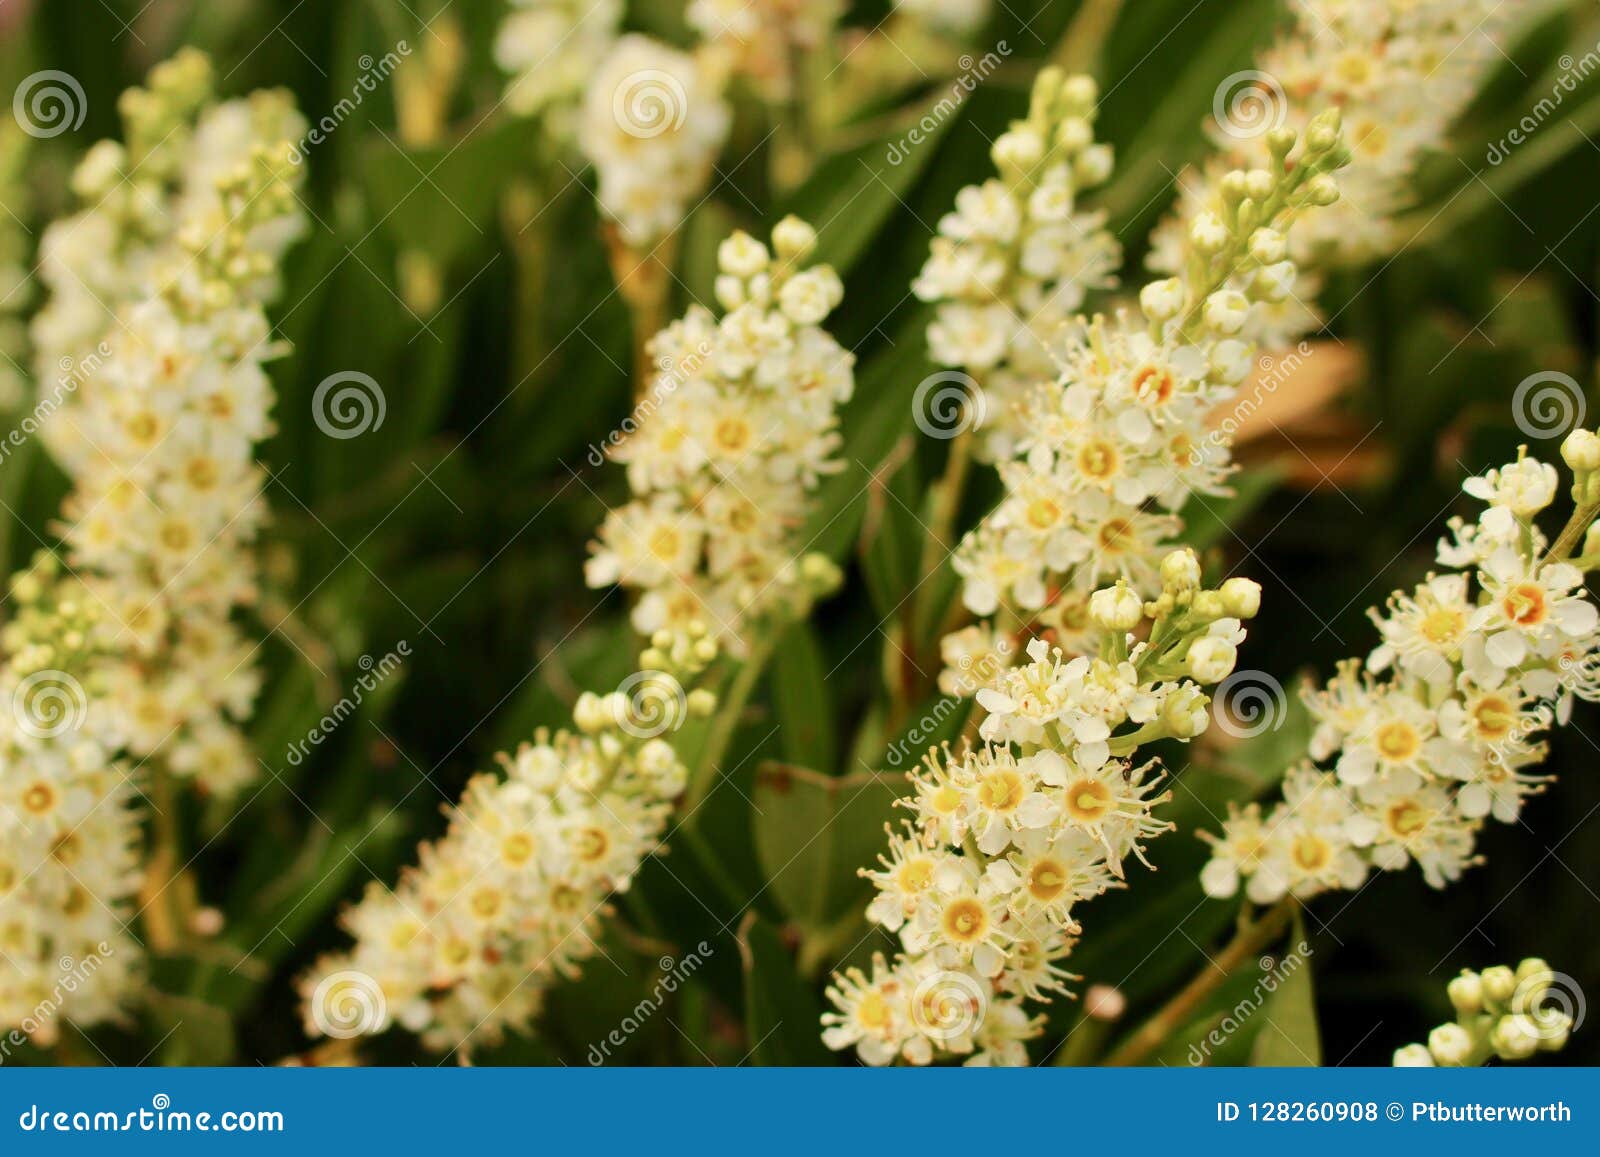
1051, 0, 1128, 76
1102, 898, 1296, 1066
1545, 501, 1600, 563
682, 632, 779, 814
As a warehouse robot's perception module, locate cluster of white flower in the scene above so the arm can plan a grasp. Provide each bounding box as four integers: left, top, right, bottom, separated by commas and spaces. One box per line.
946, 108, 1349, 632
577, 34, 732, 248
0, 555, 141, 1037
586, 216, 854, 653
824, 551, 1262, 1065
0, 52, 306, 1042
494, 0, 622, 129
1150, 0, 1532, 342
895, 0, 992, 36
303, 648, 717, 1052
26, 48, 307, 798
1393, 958, 1577, 1066
911, 69, 1120, 461
689, 0, 845, 102
0, 124, 31, 411
1201, 438, 1600, 904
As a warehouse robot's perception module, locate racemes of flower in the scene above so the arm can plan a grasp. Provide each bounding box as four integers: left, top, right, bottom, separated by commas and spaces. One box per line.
0, 52, 305, 1043
27, 48, 307, 797
688, 1, 845, 103
578, 34, 732, 249
301, 639, 718, 1053
1149, 0, 1532, 344
0, 556, 140, 1038
586, 216, 854, 654
1200, 436, 1600, 905
823, 551, 1262, 1066
943, 109, 1349, 655
1392, 958, 1578, 1066
494, 1, 623, 127
911, 69, 1120, 462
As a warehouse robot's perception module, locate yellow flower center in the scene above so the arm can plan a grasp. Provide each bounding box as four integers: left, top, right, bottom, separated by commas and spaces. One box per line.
1291, 833, 1331, 872
1075, 440, 1120, 482
1386, 799, 1427, 838
1502, 582, 1548, 626
896, 858, 934, 894
1027, 858, 1069, 902
976, 769, 1023, 813
1130, 363, 1176, 406
1375, 721, 1420, 763
941, 898, 989, 944
1419, 606, 1464, 645
1065, 778, 1113, 823
1471, 695, 1516, 741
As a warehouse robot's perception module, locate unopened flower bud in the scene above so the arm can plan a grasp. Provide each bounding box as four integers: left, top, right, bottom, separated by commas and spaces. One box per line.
1489, 1015, 1540, 1061
718, 231, 770, 278
1427, 1022, 1474, 1066
1481, 965, 1516, 1003
1140, 278, 1186, 322
1189, 211, 1229, 254
687, 688, 718, 717
1160, 548, 1201, 593
1202, 290, 1251, 336
1447, 971, 1484, 1015
1163, 686, 1211, 738
1305, 174, 1340, 205
1219, 577, 1262, 619
1392, 1043, 1435, 1067
1186, 637, 1237, 684
1244, 169, 1275, 202
1561, 429, 1600, 472
771, 215, 817, 259
1248, 227, 1287, 264
1089, 583, 1144, 631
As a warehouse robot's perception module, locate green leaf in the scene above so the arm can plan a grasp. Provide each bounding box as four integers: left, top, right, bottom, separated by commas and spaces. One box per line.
770, 623, 837, 770
736, 912, 834, 1066
1179, 467, 1285, 552
779, 96, 961, 279
1250, 912, 1322, 1066
750, 763, 902, 930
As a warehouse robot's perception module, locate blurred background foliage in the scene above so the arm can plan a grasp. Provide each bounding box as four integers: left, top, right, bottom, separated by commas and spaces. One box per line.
2, 0, 1599, 1065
